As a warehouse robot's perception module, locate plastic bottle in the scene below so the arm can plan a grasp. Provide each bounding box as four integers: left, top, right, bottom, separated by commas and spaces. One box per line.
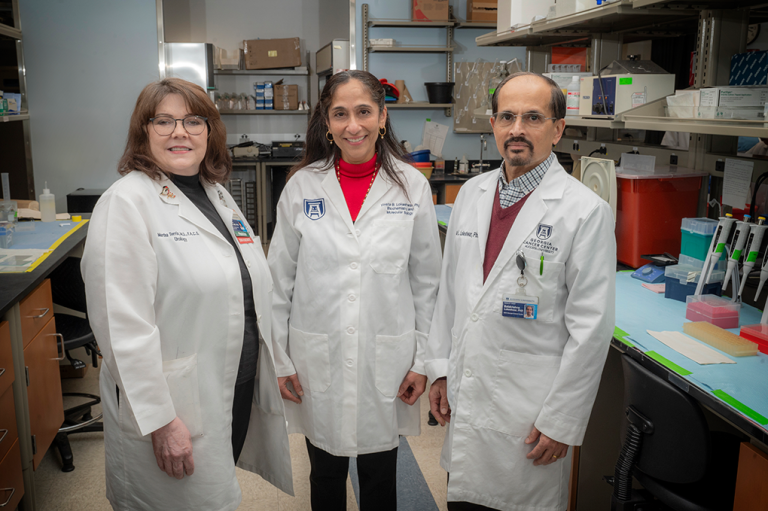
39, 182, 56, 222
566, 76, 580, 116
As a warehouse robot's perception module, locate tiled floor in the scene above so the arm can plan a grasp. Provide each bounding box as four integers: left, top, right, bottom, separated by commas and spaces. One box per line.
33, 364, 449, 511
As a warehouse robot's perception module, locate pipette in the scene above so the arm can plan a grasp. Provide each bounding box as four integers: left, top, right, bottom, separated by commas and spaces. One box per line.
738, 216, 767, 298
724, 220, 751, 289
695, 214, 737, 295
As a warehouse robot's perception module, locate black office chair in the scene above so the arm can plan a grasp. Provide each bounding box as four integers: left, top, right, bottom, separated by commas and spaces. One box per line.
610, 354, 743, 511
49, 256, 103, 473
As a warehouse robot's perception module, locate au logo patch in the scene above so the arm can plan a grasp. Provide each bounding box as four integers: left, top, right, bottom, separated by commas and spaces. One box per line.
304, 199, 326, 220
536, 224, 553, 240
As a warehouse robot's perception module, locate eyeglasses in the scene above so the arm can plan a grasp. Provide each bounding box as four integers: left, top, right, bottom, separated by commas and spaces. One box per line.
491, 112, 558, 129
149, 115, 209, 136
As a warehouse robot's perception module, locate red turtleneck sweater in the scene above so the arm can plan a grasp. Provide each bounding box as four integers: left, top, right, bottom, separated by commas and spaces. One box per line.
337, 154, 377, 221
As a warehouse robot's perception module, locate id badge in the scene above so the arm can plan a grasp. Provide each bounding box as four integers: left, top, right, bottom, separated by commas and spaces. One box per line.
232, 214, 253, 244
501, 294, 539, 320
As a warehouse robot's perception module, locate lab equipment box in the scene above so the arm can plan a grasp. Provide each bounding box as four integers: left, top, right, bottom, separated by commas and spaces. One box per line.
730, 51, 768, 86
497, 0, 554, 33
680, 217, 719, 260
316, 40, 349, 75
413, 0, 450, 21
616, 171, 704, 269
664, 263, 723, 302
468, 0, 497, 21
244, 38, 301, 70
578, 61, 675, 117
699, 87, 768, 107
685, 295, 741, 329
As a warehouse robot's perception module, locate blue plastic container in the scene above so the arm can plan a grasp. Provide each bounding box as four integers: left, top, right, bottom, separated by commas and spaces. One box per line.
410, 150, 430, 163
665, 279, 722, 302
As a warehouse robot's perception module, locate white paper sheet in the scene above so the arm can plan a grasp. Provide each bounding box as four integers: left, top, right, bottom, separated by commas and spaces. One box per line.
620, 153, 656, 172
722, 158, 754, 210
646, 330, 736, 365
421, 121, 449, 158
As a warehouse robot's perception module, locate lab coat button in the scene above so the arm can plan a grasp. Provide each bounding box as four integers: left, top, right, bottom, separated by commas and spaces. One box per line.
246, 261, 252, 268
471, 313, 479, 322
347, 326, 356, 334
348, 294, 356, 302
346, 359, 353, 367
350, 262, 358, 270
464, 369, 472, 377
355, 229, 361, 236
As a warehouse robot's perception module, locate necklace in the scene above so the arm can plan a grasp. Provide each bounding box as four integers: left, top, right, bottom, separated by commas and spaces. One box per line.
335, 153, 381, 204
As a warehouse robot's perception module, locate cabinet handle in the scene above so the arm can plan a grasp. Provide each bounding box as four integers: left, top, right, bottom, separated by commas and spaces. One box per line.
0, 368, 4, 378
52, 333, 65, 361
28, 308, 50, 319
0, 430, 6, 444
0, 488, 14, 508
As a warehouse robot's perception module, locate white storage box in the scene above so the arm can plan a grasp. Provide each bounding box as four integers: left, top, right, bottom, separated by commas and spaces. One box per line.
497, 0, 555, 32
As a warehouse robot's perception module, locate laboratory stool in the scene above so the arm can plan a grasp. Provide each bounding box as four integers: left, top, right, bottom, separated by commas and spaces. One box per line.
49, 256, 104, 473
609, 354, 743, 511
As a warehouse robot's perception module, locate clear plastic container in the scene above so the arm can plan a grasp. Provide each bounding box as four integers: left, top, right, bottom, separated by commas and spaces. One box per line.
677, 254, 725, 271
681, 217, 719, 236
685, 295, 741, 329
665, 264, 725, 283
0, 221, 14, 248
739, 324, 768, 354
681, 217, 720, 260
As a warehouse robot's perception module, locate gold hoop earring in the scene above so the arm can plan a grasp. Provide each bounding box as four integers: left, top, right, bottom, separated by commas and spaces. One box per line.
326, 130, 334, 144
379, 126, 386, 139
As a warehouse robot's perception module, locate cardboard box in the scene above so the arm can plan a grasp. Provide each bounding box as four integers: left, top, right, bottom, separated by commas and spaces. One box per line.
730, 51, 768, 86
243, 38, 301, 70
413, 0, 450, 21
468, 0, 497, 22
274, 84, 299, 110
700, 87, 768, 107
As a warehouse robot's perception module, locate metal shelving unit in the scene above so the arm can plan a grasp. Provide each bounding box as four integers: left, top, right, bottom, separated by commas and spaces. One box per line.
362, 3, 454, 117
214, 68, 309, 76
218, 110, 309, 116
386, 102, 453, 109
0, 113, 30, 122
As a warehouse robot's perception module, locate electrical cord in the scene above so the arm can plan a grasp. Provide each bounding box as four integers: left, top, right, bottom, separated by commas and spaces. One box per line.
749, 171, 768, 220
588, 148, 605, 157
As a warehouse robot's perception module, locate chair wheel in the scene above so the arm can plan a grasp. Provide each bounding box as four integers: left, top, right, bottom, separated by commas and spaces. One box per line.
71, 359, 86, 370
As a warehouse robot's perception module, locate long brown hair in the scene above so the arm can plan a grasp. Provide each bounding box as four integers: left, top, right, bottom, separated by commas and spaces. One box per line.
118, 78, 231, 184
289, 70, 409, 194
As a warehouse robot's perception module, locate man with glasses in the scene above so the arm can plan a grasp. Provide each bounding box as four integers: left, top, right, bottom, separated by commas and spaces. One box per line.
425, 72, 616, 510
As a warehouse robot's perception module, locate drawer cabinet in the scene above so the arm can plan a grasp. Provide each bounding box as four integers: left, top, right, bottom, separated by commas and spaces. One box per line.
19, 280, 53, 349
0, 387, 18, 464
0, 322, 13, 400
24, 317, 64, 470
0, 440, 23, 511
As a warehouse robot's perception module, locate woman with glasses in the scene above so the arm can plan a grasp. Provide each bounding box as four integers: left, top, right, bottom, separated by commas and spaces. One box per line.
268, 70, 442, 510
82, 78, 293, 510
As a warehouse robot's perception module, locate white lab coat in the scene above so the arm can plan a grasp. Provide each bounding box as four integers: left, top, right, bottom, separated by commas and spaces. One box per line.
425, 158, 616, 511
268, 158, 442, 457
82, 171, 293, 511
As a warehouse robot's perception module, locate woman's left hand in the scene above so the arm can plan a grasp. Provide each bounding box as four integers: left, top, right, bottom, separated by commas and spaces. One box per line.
398, 371, 428, 405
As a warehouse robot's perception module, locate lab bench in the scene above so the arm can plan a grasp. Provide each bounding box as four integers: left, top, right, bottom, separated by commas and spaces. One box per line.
0, 222, 88, 511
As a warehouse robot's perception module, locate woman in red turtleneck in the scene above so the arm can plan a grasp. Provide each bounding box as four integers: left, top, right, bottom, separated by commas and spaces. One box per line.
267, 71, 442, 510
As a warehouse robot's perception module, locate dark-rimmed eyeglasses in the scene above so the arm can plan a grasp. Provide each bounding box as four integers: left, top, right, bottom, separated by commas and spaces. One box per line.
491, 112, 558, 129
149, 115, 209, 136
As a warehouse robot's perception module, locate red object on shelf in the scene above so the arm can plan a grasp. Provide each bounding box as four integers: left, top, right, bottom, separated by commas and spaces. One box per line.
616, 175, 704, 268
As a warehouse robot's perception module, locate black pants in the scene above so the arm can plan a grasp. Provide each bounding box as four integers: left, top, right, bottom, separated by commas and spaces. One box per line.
447, 502, 498, 511
231, 377, 255, 463
305, 437, 398, 511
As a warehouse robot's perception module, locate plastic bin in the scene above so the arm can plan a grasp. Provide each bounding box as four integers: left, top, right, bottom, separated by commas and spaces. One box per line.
739, 324, 768, 354
616, 171, 706, 268
409, 150, 430, 163
677, 253, 725, 271
685, 295, 741, 329
664, 263, 724, 302
425, 82, 454, 104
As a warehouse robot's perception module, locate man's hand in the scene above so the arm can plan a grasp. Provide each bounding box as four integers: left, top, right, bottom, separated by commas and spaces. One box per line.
525, 426, 568, 466
278, 373, 304, 404
151, 417, 195, 479
398, 371, 428, 405
428, 378, 452, 426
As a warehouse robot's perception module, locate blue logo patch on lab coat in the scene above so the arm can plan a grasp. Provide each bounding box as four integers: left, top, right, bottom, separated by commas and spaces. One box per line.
536, 224, 553, 240
304, 199, 326, 220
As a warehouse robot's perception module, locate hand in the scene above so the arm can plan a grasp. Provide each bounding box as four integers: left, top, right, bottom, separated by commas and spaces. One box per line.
151, 417, 195, 479
428, 378, 451, 426
278, 373, 304, 404
398, 371, 428, 405
525, 426, 568, 466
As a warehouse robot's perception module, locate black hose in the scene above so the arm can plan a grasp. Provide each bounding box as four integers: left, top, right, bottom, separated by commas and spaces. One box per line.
588, 149, 603, 157
613, 422, 643, 501
750, 171, 768, 220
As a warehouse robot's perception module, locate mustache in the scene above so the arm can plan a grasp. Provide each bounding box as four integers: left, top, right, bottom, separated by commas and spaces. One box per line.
504, 137, 532, 149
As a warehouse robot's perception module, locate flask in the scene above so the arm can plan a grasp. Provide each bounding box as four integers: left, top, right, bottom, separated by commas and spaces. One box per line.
39, 182, 56, 222
566, 76, 580, 116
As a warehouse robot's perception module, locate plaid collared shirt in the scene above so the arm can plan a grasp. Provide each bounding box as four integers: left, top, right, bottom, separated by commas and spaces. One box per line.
497, 153, 555, 209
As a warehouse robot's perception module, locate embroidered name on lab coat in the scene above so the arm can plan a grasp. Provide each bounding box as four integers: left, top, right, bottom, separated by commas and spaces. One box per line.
381, 202, 417, 216
456, 230, 478, 238
157, 231, 200, 242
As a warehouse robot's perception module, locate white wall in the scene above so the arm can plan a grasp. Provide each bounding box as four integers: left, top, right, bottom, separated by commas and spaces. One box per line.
356, 0, 527, 162
19, 0, 159, 211
319, 0, 350, 46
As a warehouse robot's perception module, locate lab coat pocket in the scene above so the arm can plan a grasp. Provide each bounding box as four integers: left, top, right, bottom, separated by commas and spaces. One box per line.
163, 354, 204, 438
369, 219, 414, 274
487, 350, 561, 437
493, 257, 564, 323
375, 330, 416, 398
288, 325, 331, 393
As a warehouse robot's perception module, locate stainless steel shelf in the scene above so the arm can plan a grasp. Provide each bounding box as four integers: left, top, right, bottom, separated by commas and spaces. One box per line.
0, 113, 29, 122
214, 68, 309, 76
0, 22, 21, 40
454, 127, 493, 134
387, 102, 453, 109
565, 116, 626, 129
368, 45, 454, 53
219, 110, 309, 115
368, 18, 455, 28
455, 21, 497, 29
623, 115, 768, 137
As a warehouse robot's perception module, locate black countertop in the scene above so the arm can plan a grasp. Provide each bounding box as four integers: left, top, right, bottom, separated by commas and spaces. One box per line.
0, 223, 89, 318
